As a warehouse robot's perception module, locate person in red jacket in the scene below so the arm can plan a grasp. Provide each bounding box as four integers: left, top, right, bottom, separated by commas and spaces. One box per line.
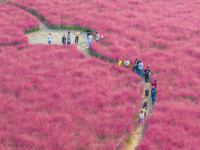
152, 80, 157, 88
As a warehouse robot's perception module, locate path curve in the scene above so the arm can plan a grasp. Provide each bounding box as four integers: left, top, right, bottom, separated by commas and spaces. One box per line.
28, 24, 155, 149
0, 1, 157, 149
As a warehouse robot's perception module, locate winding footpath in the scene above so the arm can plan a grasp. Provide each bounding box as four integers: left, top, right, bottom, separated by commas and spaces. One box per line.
124, 77, 153, 150
27, 21, 154, 150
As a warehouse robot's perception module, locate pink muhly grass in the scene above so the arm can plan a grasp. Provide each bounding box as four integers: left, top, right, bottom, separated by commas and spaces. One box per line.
0, 44, 141, 149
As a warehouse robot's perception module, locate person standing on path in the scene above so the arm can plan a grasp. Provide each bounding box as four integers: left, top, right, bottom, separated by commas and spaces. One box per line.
143, 66, 151, 82
152, 80, 157, 89
67, 31, 71, 45
151, 85, 156, 105
62, 34, 66, 45
116, 58, 119, 64
96, 32, 100, 41
124, 59, 130, 67
75, 30, 80, 44
87, 33, 93, 48
48, 33, 51, 44
145, 81, 150, 97
141, 102, 148, 117
138, 111, 144, 123
86, 28, 91, 37
137, 61, 143, 77
133, 58, 138, 72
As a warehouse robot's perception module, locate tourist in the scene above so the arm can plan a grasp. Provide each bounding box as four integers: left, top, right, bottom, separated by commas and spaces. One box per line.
96, 32, 100, 41
75, 30, 80, 44
152, 80, 157, 89
116, 58, 119, 64
62, 34, 66, 45
137, 61, 143, 77
141, 102, 148, 117
138, 111, 144, 123
48, 33, 51, 44
143, 66, 151, 82
133, 58, 138, 72
151, 85, 156, 105
118, 60, 122, 66
67, 31, 71, 45
86, 28, 91, 37
87, 33, 93, 48
145, 81, 150, 97
141, 106, 147, 118
124, 58, 130, 67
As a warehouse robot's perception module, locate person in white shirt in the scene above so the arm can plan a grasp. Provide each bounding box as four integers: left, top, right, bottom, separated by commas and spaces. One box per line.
87, 33, 93, 48
138, 111, 144, 123
48, 33, 51, 44
96, 32, 100, 41
137, 61, 143, 77
124, 59, 130, 67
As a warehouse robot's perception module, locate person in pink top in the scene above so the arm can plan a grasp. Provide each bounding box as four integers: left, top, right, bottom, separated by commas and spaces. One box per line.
152, 80, 157, 88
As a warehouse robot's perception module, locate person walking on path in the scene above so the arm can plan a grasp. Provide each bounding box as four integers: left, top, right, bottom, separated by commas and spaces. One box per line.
87, 33, 93, 48
116, 58, 119, 64
62, 34, 66, 45
143, 66, 151, 82
145, 81, 150, 97
141, 102, 148, 117
67, 31, 71, 45
137, 61, 143, 77
151, 85, 156, 105
124, 59, 130, 67
48, 33, 51, 44
75, 30, 80, 44
152, 80, 157, 89
141, 106, 147, 118
96, 32, 100, 41
133, 58, 138, 72
86, 28, 91, 37
138, 111, 144, 123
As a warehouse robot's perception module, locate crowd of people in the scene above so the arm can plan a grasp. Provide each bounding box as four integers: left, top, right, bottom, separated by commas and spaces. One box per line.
47, 29, 157, 124
47, 28, 100, 47
115, 57, 157, 124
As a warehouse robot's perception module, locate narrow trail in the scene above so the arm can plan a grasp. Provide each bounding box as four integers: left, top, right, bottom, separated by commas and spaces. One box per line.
27, 22, 153, 150
124, 77, 153, 150
26, 22, 89, 56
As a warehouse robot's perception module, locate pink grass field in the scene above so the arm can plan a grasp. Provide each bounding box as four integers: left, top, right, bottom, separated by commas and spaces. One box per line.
0, 44, 141, 149
1, 0, 200, 149
0, 3, 39, 44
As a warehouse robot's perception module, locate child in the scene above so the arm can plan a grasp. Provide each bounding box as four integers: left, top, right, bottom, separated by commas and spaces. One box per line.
141, 106, 147, 118
138, 111, 144, 123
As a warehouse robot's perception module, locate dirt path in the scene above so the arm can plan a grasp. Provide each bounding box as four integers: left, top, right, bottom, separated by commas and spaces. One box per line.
124, 77, 152, 150
27, 22, 152, 150
26, 22, 89, 55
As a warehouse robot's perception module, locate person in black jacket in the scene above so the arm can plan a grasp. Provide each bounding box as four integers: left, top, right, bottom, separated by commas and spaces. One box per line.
143, 66, 151, 82
86, 29, 91, 37
133, 58, 138, 72
62, 34, 66, 45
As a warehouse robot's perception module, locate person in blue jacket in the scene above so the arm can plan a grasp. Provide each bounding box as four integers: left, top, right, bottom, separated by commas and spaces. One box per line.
151, 85, 156, 105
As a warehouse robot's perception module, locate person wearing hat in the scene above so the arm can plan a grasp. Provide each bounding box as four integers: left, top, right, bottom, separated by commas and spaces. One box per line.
143, 66, 151, 82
